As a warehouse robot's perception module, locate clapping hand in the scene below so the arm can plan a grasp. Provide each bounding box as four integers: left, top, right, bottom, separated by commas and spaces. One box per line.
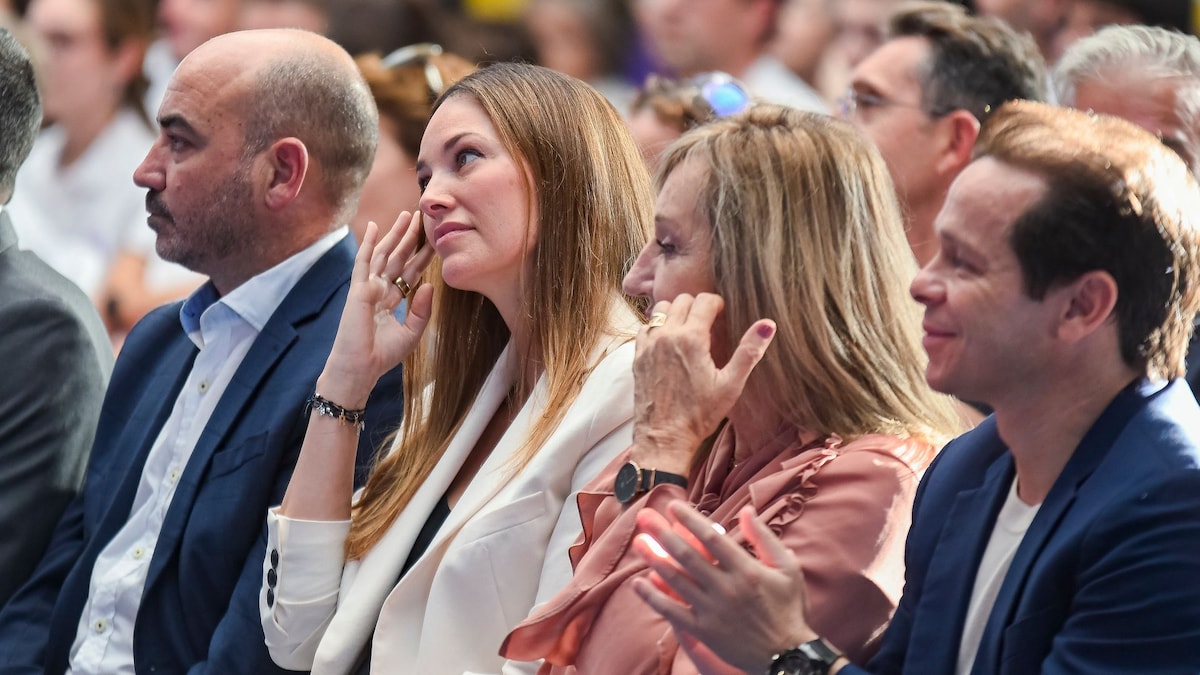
631, 502, 817, 675
631, 293, 776, 473
318, 211, 436, 407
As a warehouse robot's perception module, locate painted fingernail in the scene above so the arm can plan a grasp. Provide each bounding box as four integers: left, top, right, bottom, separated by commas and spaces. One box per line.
758, 323, 775, 338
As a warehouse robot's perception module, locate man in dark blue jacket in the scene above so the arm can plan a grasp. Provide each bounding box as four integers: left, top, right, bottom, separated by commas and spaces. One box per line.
0, 29, 404, 674
632, 100, 1200, 675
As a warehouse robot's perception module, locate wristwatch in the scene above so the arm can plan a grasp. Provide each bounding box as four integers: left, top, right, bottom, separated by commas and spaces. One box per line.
613, 460, 688, 503
767, 638, 842, 675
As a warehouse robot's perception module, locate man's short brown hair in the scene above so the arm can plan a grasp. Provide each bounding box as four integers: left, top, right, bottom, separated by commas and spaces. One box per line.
976, 100, 1200, 379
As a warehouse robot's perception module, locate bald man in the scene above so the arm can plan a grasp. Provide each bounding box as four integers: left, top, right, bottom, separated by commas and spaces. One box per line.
0, 29, 404, 674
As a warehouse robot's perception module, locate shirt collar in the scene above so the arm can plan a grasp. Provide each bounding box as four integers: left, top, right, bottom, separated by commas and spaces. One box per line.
179, 226, 348, 344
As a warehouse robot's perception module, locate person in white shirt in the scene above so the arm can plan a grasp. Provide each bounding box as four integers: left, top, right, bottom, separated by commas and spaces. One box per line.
0, 28, 404, 675
11, 0, 202, 342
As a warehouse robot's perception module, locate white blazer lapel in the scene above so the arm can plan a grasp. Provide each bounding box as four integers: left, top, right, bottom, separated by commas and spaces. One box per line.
312, 344, 518, 673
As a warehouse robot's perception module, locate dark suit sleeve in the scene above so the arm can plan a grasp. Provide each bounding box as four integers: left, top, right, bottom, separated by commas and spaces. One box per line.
186, 364, 405, 675
1037, 471, 1200, 674
0, 468, 89, 672
0, 299, 108, 606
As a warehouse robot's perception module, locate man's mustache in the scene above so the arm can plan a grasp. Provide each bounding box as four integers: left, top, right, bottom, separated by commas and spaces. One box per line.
146, 192, 172, 220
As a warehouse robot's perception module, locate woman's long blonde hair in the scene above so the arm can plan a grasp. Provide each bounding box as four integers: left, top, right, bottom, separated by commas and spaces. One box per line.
346, 63, 653, 559
659, 105, 962, 465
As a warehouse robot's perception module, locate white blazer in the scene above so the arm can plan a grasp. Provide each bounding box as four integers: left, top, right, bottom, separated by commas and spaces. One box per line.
260, 318, 637, 675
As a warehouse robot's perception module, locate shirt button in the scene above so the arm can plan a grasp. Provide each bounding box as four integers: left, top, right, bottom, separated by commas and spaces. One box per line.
93, 618, 107, 633
132, 547, 146, 560
168, 468, 181, 484
198, 381, 209, 393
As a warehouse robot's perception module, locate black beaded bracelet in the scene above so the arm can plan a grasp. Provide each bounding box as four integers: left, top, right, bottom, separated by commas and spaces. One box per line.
306, 392, 366, 431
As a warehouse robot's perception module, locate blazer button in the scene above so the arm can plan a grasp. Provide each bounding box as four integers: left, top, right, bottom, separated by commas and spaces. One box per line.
267, 568, 277, 588
270, 548, 279, 567
267, 588, 275, 608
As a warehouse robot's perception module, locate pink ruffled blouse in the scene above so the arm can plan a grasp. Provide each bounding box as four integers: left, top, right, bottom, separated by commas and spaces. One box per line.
501, 425, 929, 674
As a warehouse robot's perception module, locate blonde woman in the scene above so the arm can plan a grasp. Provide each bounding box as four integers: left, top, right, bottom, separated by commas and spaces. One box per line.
259, 63, 652, 674
502, 105, 964, 673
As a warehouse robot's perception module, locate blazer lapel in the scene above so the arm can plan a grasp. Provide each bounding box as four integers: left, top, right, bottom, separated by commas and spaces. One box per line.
971, 380, 1152, 674
906, 451, 1013, 675
144, 235, 355, 590
317, 342, 517, 669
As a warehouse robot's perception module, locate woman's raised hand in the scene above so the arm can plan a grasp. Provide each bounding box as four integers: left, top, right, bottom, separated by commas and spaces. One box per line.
630, 293, 776, 473
318, 211, 436, 407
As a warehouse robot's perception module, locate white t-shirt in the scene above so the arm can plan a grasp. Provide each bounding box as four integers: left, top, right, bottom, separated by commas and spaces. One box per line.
957, 477, 1041, 675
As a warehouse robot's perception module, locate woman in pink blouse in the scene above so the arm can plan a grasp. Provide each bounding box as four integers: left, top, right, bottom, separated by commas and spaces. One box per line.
502, 105, 965, 674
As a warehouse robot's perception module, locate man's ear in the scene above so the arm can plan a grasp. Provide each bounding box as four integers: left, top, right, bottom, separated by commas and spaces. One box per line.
262, 137, 309, 211
934, 109, 981, 178
1057, 270, 1120, 344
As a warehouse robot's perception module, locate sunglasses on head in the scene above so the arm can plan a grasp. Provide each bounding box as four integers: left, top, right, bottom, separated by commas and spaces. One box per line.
381, 43, 446, 100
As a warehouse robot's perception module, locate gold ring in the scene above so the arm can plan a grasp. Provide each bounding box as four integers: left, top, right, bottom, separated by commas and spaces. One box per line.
647, 312, 668, 329
394, 276, 412, 296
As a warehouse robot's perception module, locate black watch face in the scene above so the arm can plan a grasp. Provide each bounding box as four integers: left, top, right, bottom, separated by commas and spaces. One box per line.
771, 652, 813, 675
614, 462, 640, 503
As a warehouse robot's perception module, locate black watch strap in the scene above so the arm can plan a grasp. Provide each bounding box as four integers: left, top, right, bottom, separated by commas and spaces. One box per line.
614, 461, 688, 503
768, 638, 842, 675
639, 467, 688, 491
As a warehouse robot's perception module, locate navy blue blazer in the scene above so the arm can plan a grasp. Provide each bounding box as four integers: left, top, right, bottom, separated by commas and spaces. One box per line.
0, 234, 404, 674
846, 378, 1200, 675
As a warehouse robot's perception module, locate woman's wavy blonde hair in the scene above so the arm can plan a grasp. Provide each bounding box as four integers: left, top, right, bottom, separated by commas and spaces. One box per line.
345, 63, 653, 559
658, 105, 963, 465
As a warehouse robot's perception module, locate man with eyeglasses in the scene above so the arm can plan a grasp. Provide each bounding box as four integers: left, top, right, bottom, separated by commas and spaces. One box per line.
842, 0, 1045, 266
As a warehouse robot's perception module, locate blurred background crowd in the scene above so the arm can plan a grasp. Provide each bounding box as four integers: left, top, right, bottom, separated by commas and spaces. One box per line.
0, 0, 1194, 351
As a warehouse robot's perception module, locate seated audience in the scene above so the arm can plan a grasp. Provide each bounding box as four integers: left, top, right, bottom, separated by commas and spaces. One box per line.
634, 0, 827, 111
352, 43, 475, 240
524, 0, 637, 111
501, 104, 963, 672
9, 0, 198, 335
626, 71, 753, 169
0, 29, 403, 673
0, 27, 112, 608
1053, 0, 1193, 62
238, 0, 329, 33
635, 100, 1200, 675
770, 0, 836, 103
974, 0, 1071, 61
143, 0, 242, 112
1055, 25, 1199, 176
843, 0, 1045, 266
259, 62, 652, 674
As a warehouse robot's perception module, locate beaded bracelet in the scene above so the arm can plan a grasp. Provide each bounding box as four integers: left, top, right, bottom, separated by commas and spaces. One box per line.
306, 392, 366, 431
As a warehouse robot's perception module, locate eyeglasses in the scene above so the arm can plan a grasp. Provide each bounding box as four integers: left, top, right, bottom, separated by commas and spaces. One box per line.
837, 87, 954, 120
381, 43, 446, 100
